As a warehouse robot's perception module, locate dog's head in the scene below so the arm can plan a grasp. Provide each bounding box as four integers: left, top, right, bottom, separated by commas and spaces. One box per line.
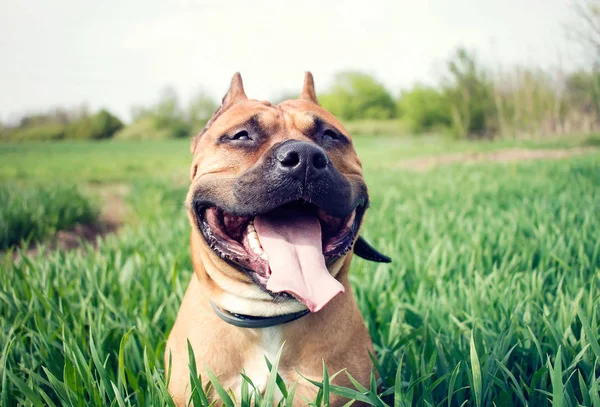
187, 72, 386, 314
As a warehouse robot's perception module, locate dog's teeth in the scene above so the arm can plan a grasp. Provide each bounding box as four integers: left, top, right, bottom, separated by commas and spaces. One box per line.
243, 222, 266, 257
247, 234, 265, 256
249, 240, 264, 254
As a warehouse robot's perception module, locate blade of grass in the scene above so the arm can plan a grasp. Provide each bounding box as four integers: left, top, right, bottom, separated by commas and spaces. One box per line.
578, 309, 600, 360
261, 342, 285, 407
447, 362, 461, 407
394, 350, 405, 407
548, 346, 565, 407
469, 332, 482, 407
323, 361, 330, 407
117, 327, 135, 391
205, 366, 235, 407
285, 380, 298, 407
265, 355, 288, 399
187, 341, 209, 407
5, 370, 45, 407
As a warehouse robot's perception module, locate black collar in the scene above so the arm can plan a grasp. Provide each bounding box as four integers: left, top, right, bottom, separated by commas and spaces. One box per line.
210, 301, 310, 328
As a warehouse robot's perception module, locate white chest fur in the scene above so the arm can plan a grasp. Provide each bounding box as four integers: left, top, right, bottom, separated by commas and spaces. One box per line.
242, 326, 283, 398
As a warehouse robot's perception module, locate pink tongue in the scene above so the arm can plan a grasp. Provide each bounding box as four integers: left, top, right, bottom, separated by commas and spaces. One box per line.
254, 212, 345, 312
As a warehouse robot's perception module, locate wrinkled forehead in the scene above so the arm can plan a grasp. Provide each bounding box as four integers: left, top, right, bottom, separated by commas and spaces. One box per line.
277, 99, 351, 137
200, 99, 351, 141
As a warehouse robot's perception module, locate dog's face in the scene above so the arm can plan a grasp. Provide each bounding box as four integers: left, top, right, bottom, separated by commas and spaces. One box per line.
187, 73, 368, 312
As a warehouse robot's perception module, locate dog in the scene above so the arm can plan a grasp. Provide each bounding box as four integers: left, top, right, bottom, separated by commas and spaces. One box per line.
165, 72, 390, 406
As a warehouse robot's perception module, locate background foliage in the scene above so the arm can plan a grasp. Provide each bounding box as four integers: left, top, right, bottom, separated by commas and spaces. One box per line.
4, 48, 600, 142
319, 71, 397, 121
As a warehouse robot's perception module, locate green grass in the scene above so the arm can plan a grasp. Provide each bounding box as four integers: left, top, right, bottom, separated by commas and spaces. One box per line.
0, 140, 190, 183
1, 136, 599, 406
0, 183, 97, 249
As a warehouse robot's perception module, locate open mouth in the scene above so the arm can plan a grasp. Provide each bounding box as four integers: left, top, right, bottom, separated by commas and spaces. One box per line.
195, 200, 364, 312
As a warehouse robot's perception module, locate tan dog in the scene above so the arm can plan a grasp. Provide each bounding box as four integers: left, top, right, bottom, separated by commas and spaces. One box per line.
165, 72, 390, 406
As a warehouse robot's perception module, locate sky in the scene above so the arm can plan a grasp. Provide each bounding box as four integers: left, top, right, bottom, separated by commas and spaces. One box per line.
0, 0, 580, 123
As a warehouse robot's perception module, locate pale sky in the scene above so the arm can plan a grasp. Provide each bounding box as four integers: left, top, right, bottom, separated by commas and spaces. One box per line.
0, 0, 578, 123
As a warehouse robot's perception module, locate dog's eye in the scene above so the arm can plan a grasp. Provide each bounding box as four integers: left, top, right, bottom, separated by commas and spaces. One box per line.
322, 129, 338, 142
230, 130, 250, 141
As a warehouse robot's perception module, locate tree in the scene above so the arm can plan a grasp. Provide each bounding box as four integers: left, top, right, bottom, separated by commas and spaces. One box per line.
320, 71, 396, 120
443, 48, 496, 138
397, 85, 452, 133
66, 109, 123, 139
566, 1, 600, 124
187, 90, 218, 134
150, 86, 191, 138
567, 0, 600, 64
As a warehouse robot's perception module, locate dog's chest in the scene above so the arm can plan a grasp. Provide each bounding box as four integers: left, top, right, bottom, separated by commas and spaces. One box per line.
242, 326, 283, 395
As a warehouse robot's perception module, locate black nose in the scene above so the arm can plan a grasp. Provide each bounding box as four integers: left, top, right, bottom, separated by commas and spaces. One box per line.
274, 140, 329, 180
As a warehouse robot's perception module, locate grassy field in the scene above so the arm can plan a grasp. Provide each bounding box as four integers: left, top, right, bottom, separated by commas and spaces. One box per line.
1, 136, 599, 406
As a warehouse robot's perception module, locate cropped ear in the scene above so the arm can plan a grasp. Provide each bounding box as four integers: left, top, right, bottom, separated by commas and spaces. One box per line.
300, 71, 319, 105
221, 72, 248, 107
191, 73, 248, 154
353, 236, 392, 263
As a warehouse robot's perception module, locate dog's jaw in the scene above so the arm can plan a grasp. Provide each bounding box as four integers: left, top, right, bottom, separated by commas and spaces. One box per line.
191, 220, 351, 317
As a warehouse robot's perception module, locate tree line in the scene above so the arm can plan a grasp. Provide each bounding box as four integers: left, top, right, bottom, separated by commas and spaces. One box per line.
2, 48, 599, 142
0, 88, 218, 142
2, 1, 600, 141
322, 49, 600, 139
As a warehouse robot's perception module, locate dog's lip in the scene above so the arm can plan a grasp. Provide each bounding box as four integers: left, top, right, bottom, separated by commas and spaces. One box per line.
193, 199, 365, 252
192, 194, 366, 225
192, 195, 366, 219
192, 199, 365, 296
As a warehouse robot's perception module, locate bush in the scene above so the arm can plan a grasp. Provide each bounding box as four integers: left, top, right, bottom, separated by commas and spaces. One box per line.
1, 109, 123, 141
564, 71, 600, 121
344, 119, 408, 136
320, 71, 396, 120
149, 87, 192, 138
127, 86, 215, 139
66, 109, 123, 140
187, 91, 218, 134
1, 123, 66, 141
0, 183, 97, 249
119, 88, 217, 140
398, 85, 452, 133
113, 116, 174, 140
